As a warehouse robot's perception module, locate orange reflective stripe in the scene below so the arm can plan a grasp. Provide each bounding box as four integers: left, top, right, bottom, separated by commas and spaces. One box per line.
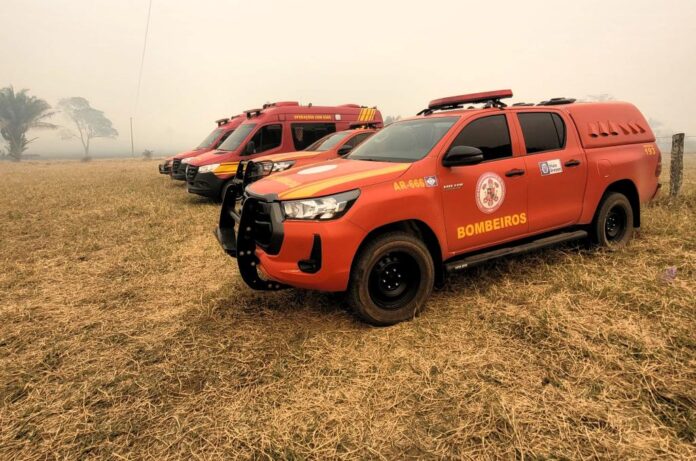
279, 164, 409, 200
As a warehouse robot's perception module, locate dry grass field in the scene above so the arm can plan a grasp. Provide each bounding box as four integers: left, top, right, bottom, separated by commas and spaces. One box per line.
0, 157, 694, 460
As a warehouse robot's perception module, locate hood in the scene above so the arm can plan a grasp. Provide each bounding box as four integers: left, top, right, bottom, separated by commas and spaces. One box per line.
189, 149, 240, 166
173, 148, 207, 160
253, 150, 323, 163
248, 158, 411, 200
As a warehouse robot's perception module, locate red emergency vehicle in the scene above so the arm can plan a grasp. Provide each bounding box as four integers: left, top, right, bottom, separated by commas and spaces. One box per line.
217, 90, 661, 325
224, 122, 379, 205
185, 102, 382, 199
163, 116, 244, 180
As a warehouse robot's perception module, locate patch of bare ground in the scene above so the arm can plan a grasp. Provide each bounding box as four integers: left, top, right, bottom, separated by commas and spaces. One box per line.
0, 157, 694, 459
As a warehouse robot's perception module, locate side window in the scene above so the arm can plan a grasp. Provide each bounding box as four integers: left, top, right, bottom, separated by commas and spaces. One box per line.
450, 115, 512, 161
291, 123, 336, 150
250, 124, 283, 153
343, 132, 373, 149
518, 112, 566, 154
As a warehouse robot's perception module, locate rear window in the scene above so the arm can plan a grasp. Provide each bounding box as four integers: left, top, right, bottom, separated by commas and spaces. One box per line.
518, 112, 566, 154
291, 123, 336, 150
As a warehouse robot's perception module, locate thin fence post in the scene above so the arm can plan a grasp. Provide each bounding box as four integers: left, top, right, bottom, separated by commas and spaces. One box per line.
669, 133, 684, 197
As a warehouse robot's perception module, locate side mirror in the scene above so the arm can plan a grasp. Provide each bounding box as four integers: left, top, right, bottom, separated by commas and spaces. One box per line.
337, 144, 353, 156
244, 141, 256, 156
442, 145, 484, 167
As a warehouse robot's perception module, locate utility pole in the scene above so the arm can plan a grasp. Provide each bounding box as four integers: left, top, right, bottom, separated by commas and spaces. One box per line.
130, 117, 135, 157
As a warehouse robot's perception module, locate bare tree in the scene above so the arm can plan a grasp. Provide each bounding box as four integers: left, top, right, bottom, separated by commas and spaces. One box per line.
0, 86, 56, 161
58, 97, 118, 161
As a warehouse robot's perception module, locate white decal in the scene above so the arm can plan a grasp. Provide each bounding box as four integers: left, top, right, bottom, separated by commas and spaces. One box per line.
539, 159, 563, 176
425, 176, 438, 187
297, 164, 338, 175
475, 172, 506, 214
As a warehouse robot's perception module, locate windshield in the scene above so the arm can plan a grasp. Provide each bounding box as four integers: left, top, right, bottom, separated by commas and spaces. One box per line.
304, 131, 352, 152
217, 123, 256, 151
348, 117, 459, 162
196, 128, 223, 149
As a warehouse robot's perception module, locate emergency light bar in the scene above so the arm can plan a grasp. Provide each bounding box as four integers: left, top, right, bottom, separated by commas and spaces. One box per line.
215, 118, 230, 126
428, 90, 513, 111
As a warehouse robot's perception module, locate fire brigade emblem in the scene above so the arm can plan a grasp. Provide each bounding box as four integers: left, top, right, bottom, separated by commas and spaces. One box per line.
475, 172, 505, 214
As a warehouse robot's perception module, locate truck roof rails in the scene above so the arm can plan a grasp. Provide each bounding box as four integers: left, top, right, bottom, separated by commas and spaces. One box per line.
419, 90, 513, 115
538, 97, 576, 106
262, 101, 299, 109
512, 102, 535, 107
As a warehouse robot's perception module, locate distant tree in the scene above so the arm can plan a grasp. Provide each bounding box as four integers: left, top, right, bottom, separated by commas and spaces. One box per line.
0, 86, 56, 161
142, 149, 153, 160
57, 97, 118, 161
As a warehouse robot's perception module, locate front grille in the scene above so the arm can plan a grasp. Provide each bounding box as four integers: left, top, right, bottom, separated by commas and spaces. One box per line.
172, 159, 182, 174
186, 165, 198, 182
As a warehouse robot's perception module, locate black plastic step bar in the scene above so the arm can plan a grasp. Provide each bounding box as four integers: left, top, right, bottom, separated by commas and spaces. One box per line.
445, 230, 588, 272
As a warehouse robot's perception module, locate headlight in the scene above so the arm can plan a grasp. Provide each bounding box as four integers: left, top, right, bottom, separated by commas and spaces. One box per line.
198, 163, 220, 174
282, 189, 360, 220
182, 158, 194, 164
272, 160, 295, 172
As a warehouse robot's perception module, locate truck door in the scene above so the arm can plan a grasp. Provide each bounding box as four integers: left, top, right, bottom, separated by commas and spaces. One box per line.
438, 114, 529, 254
515, 112, 587, 233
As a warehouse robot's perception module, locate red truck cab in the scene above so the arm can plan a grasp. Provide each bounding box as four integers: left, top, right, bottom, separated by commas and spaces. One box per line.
217, 90, 661, 325
185, 102, 382, 199
165, 116, 244, 180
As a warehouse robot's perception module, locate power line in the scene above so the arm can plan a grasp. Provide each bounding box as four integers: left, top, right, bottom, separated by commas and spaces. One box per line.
131, 0, 153, 157
134, 0, 153, 113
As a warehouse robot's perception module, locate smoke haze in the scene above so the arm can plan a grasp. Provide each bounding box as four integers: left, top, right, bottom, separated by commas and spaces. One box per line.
1, 0, 694, 157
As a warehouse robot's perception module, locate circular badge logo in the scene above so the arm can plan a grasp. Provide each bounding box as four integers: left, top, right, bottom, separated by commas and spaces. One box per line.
297, 164, 337, 175
475, 172, 505, 214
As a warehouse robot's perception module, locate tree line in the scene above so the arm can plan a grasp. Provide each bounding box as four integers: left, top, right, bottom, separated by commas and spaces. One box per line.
0, 86, 118, 161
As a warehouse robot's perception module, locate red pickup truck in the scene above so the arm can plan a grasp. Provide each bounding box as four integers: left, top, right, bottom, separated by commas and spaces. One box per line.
218, 90, 661, 325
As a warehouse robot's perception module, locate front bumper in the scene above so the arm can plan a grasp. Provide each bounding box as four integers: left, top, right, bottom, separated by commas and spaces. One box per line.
158, 163, 171, 174
216, 191, 366, 292
187, 170, 228, 198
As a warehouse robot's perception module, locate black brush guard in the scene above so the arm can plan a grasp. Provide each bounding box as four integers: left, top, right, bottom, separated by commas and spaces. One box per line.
216, 186, 287, 291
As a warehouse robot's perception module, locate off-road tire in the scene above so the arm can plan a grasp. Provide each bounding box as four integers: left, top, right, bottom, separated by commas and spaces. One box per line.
348, 232, 434, 326
591, 192, 634, 247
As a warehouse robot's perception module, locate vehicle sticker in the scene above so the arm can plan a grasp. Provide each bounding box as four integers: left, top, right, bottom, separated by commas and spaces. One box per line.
475, 172, 505, 214
643, 144, 657, 155
425, 176, 438, 187
297, 164, 338, 175
443, 183, 463, 191
457, 213, 527, 239
393, 178, 426, 191
293, 114, 332, 121
538, 159, 563, 176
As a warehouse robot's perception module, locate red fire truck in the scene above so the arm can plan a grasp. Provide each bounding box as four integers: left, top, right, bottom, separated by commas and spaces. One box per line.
185, 102, 382, 199
162, 116, 244, 180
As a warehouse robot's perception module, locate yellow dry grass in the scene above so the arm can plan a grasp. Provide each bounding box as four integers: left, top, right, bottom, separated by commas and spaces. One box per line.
0, 157, 694, 460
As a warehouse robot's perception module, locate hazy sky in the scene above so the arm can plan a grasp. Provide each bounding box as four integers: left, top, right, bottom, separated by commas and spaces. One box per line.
1, 0, 695, 156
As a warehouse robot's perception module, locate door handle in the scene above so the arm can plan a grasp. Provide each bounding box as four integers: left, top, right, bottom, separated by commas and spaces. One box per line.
565, 159, 581, 167
505, 168, 525, 177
